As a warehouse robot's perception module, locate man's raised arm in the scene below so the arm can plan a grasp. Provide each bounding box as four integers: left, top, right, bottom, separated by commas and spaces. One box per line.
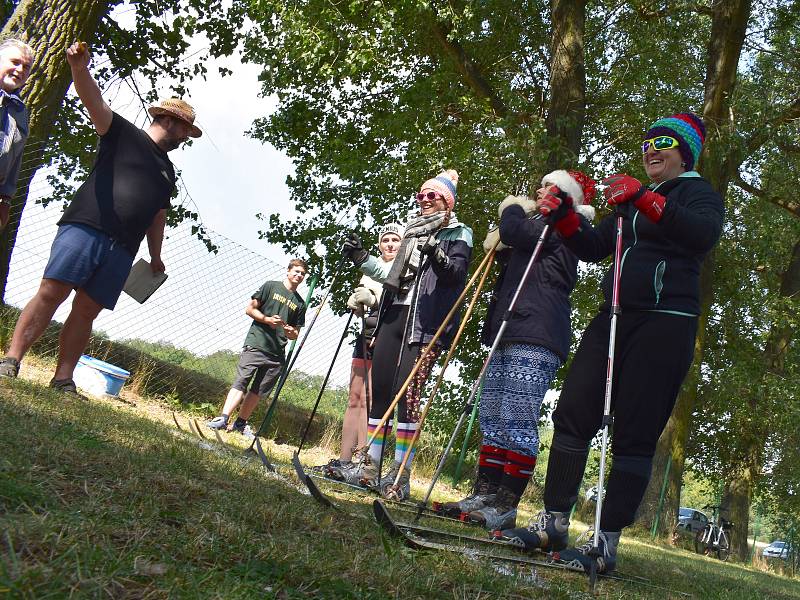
65, 41, 112, 135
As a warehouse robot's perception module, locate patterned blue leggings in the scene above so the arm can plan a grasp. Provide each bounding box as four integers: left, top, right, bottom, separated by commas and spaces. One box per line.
479, 343, 561, 457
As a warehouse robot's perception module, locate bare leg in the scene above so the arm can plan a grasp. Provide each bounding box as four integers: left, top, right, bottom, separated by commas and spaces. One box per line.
340, 361, 368, 461
220, 388, 245, 416
236, 391, 261, 420
6, 279, 73, 361
53, 289, 103, 380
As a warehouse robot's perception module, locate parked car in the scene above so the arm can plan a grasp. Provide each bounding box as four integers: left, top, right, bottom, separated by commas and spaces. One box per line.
677, 507, 709, 533
762, 540, 791, 560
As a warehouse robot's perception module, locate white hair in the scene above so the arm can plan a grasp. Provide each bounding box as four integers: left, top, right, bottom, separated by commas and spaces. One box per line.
0, 38, 34, 63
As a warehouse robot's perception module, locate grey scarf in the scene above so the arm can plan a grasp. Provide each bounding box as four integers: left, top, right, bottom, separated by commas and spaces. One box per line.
384, 211, 450, 295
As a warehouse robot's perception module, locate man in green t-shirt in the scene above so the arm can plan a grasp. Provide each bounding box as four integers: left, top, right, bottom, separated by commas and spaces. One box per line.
207, 259, 308, 434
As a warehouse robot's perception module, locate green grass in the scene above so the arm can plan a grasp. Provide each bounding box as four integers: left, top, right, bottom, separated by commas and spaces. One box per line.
1, 379, 799, 599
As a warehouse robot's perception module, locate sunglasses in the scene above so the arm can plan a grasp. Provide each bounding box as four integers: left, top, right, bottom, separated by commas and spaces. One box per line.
642, 136, 679, 154
416, 191, 444, 202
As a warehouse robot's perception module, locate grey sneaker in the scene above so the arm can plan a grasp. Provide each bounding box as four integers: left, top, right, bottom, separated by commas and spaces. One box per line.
206, 416, 229, 430
438, 476, 498, 517
329, 462, 368, 487
380, 461, 411, 501
469, 486, 519, 530
499, 509, 570, 552
0, 357, 20, 378
558, 530, 620, 574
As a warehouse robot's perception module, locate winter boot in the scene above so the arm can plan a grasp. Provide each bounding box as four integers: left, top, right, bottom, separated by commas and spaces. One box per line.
380, 461, 411, 501
499, 509, 570, 552
437, 475, 498, 518
557, 530, 620, 574
468, 486, 520, 530
0, 357, 20, 378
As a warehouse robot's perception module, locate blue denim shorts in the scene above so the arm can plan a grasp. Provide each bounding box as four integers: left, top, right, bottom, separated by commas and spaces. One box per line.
43, 224, 135, 310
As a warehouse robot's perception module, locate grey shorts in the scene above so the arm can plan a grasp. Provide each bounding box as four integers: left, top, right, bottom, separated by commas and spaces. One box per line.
232, 347, 283, 397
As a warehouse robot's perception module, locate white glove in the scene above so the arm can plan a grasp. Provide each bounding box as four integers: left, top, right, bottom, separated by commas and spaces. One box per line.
347, 286, 377, 317
353, 286, 377, 308
498, 194, 536, 217
482, 227, 508, 252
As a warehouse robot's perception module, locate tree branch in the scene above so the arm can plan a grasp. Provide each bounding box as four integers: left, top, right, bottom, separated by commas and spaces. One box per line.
427, 19, 531, 125
733, 172, 800, 219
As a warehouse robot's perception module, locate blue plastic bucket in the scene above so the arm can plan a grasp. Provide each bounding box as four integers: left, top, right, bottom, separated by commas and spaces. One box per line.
75, 355, 130, 397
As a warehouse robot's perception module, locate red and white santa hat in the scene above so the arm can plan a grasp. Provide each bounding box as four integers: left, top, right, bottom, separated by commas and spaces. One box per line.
541, 169, 597, 220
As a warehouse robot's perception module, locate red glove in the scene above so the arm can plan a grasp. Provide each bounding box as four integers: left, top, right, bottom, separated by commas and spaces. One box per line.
602, 174, 666, 222
538, 186, 580, 237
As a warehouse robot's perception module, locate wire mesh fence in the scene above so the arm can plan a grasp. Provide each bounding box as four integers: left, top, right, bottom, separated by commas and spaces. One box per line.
2, 163, 356, 440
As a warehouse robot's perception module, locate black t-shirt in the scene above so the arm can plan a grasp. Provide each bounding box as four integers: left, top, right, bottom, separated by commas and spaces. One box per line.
243, 281, 307, 361
59, 112, 176, 254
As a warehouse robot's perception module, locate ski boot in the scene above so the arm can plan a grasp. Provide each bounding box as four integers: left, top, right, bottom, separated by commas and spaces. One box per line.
468, 486, 519, 530
556, 530, 620, 575
380, 461, 411, 501
498, 509, 570, 552
435, 476, 497, 519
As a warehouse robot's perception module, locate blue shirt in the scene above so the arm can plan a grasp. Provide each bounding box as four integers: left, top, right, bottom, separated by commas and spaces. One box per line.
0, 90, 28, 198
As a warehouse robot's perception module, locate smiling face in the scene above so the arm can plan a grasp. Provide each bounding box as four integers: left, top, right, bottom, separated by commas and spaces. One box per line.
0, 46, 32, 92
417, 188, 448, 215
643, 146, 685, 183
379, 233, 401, 261
287, 265, 306, 284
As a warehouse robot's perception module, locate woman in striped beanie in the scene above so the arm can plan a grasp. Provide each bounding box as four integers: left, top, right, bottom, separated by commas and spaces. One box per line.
501, 112, 724, 576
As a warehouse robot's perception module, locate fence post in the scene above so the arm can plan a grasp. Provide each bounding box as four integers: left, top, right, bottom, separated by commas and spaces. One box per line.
651, 453, 672, 539
452, 385, 481, 485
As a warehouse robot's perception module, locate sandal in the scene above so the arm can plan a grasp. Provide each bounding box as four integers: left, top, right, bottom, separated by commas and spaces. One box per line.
49, 378, 85, 398
0, 357, 20, 378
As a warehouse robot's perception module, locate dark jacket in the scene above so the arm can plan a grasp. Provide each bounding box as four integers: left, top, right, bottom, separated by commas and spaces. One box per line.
481, 205, 578, 362
566, 174, 724, 315
361, 221, 473, 346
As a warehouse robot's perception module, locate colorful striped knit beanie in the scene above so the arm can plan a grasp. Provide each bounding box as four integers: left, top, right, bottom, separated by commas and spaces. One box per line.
420, 169, 459, 210
645, 112, 706, 171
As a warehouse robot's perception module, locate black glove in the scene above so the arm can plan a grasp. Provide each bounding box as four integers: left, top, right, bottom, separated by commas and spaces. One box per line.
420, 235, 449, 268
342, 232, 368, 266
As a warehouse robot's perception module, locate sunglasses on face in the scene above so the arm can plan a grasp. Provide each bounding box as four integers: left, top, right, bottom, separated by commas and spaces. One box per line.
642, 136, 679, 154
416, 191, 444, 202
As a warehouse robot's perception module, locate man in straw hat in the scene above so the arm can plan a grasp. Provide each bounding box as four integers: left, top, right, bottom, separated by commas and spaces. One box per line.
0, 41, 201, 394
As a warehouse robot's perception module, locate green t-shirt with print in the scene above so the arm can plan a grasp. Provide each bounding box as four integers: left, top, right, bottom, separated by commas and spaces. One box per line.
243, 280, 306, 361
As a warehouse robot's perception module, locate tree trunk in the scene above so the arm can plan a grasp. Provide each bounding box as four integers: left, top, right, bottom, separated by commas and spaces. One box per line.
545, 0, 585, 169
725, 238, 800, 559
638, 0, 751, 535
0, 0, 112, 302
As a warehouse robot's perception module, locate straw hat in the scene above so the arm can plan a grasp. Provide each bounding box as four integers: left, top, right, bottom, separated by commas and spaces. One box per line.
148, 98, 202, 138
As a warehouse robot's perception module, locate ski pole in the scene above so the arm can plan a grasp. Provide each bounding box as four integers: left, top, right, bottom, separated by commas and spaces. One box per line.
361, 316, 373, 434
588, 212, 624, 589
359, 248, 496, 454
296, 311, 354, 453
376, 259, 425, 484
248, 254, 348, 450
416, 222, 552, 519
388, 248, 495, 490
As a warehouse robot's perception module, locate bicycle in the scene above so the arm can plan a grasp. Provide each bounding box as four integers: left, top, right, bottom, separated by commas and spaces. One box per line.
694, 504, 734, 561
